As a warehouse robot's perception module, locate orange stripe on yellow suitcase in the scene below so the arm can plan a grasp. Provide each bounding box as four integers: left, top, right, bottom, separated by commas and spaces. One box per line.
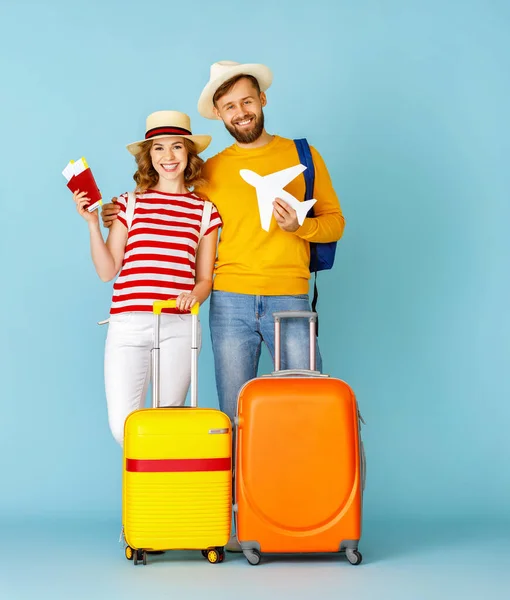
234, 311, 364, 566
122, 300, 232, 566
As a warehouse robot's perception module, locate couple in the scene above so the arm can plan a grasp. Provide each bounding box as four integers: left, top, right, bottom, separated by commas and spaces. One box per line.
73, 60, 345, 550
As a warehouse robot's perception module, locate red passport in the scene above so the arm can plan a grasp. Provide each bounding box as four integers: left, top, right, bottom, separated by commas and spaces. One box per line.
63, 158, 102, 212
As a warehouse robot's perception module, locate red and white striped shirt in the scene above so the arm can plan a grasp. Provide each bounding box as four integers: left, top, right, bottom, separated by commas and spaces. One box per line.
110, 189, 222, 315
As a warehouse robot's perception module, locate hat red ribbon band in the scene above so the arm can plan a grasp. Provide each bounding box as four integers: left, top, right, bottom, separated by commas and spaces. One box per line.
145, 126, 192, 139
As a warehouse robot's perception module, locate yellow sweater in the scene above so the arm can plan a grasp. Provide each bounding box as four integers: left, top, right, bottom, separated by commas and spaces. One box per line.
198, 135, 345, 295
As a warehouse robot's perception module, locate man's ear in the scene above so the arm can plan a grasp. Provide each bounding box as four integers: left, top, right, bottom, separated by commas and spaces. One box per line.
260, 92, 267, 108
212, 105, 222, 120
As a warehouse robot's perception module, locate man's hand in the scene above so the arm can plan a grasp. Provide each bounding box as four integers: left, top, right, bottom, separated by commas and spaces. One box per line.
101, 197, 120, 228
273, 198, 299, 232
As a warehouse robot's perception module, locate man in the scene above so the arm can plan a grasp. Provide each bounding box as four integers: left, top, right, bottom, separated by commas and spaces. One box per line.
101, 60, 345, 551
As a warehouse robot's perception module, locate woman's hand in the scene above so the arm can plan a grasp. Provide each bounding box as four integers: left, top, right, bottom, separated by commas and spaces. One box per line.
73, 190, 99, 225
175, 292, 199, 312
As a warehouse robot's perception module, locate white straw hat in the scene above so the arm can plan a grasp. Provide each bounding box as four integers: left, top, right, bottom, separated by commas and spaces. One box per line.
197, 61, 273, 120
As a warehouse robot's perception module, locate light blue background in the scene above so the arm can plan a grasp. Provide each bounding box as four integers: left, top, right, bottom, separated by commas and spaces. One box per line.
0, 0, 509, 532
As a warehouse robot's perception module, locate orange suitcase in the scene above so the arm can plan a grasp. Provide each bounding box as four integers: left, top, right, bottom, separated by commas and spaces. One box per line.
234, 311, 365, 566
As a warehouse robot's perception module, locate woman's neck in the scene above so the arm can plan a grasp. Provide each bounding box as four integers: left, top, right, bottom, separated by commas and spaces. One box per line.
153, 178, 188, 194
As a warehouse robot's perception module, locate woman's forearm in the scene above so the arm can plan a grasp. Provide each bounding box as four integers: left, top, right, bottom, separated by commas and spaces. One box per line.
190, 279, 213, 304
88, 222, 119, 282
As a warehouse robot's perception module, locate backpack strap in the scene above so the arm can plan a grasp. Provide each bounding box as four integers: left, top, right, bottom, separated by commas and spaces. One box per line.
295, 138, 315, 206
199, 201, 213, 241
294, 138, 320, 333
126, 191, 136, 231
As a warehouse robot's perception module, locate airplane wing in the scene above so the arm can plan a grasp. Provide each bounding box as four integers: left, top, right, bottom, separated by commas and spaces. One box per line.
255, 189, 274, 232
261, 164, 306, 191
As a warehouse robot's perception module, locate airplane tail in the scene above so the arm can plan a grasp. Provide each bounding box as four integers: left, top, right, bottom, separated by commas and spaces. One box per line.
295, 199, 317, 225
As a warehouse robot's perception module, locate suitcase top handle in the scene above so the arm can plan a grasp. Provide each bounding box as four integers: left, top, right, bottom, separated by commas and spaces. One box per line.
153, 300, 200, 315
272, 311, 318, 372
273, 311, 317, 322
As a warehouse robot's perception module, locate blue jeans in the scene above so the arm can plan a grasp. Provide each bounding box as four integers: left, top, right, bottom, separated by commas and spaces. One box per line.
209, 291, 322, 426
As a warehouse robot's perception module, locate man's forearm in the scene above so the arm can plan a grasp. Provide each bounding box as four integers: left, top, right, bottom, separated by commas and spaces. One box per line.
294, 211, 345, 243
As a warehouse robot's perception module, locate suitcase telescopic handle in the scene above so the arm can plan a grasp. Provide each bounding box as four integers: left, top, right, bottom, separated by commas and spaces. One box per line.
272, 311, 317, 372
152, 300, 200, 409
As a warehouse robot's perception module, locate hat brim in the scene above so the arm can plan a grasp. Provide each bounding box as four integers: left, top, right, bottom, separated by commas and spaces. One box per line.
126, 133, 211, 156
197, 63, 273, 120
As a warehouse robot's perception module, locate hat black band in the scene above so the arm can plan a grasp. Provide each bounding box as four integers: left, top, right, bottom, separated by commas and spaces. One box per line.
145, 126, 192, 139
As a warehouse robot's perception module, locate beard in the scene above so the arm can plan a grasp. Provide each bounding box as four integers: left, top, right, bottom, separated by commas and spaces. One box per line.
224, 111, 265, 144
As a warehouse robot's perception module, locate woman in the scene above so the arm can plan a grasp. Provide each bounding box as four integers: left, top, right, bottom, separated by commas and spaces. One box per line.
73, 110, 221, 445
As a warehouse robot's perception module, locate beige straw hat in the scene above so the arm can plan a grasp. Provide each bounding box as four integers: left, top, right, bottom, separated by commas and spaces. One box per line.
126, 110, 211, 155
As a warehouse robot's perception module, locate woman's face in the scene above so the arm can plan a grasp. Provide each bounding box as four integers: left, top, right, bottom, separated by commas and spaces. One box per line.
150, 137, 188, 183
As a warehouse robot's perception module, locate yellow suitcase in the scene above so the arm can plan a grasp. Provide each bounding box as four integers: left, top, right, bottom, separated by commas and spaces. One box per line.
122, 301, 232, 565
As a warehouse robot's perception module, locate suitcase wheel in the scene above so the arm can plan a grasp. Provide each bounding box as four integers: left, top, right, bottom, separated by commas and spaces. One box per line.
244, 549, 261, 566
346, 549, 363, 566
125, 546, 134, 561
205, 548, 225, 564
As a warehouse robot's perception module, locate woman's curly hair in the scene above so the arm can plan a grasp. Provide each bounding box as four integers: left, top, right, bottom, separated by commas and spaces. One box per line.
133, 138, 206, 191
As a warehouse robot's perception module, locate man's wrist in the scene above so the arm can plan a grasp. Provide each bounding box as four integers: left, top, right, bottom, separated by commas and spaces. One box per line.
293, 217, 314, 238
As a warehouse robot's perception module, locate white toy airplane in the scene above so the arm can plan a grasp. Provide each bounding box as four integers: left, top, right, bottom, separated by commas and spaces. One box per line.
239, 164, 317, 232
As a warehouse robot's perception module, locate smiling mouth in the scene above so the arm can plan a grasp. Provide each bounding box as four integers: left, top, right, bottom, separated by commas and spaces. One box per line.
234, 117, 254, 128
161, 163, 179, 172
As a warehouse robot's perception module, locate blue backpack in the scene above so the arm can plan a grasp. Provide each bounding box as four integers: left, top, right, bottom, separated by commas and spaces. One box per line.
294, 138, 337, 321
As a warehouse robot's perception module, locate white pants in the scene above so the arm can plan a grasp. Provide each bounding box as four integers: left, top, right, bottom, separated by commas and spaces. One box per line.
104, 312, 200, 446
